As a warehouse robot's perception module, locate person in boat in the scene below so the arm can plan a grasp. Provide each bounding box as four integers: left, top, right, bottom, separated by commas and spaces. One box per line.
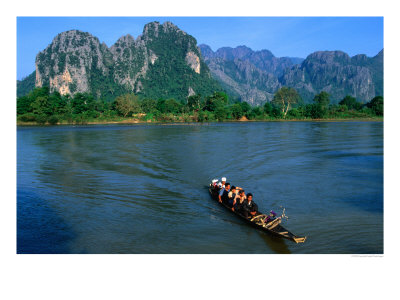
228, 186, 238, 207
217, 177, 227, 189
211, 179, 219, 188
242, 193, 260, 219
218, 182, 231, 205
233, 189, 246, 212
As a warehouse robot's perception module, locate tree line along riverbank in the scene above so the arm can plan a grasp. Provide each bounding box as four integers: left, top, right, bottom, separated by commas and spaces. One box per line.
17, 87, 383, 125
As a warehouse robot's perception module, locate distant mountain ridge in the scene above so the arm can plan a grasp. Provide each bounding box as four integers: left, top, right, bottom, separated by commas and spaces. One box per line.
199, 44, 304, 105
280, 50, 383, 103
199, 44, 302, 78
199, 44, 383, 105
17, 21, 383, 106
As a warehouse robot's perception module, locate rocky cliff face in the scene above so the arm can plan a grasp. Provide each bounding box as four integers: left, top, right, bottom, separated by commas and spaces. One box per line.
200, 44, 300, 78
35, 30, 113, 97
200, 44, 383, 104
109, 34, 146, 92
281, 50, 383, 103
33, 22, 220, 101
199, 44, 298, 105
204, 56, 280, 105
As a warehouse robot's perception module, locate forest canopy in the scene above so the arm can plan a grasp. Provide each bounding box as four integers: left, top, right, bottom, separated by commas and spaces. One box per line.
17, 86, 383, 125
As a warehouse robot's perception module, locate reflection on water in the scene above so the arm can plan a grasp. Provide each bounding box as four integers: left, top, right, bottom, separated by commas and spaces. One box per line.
17, 122, 383, 254
259, 232, 292, 254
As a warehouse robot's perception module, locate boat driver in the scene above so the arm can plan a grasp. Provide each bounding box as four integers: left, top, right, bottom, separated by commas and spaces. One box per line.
242, 193, 259, 219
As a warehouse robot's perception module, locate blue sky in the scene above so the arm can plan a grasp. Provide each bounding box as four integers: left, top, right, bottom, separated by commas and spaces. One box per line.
17, 17, 383, 80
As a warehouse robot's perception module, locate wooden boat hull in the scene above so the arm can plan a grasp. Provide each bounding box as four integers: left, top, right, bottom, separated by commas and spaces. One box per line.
209, 187, 306, 244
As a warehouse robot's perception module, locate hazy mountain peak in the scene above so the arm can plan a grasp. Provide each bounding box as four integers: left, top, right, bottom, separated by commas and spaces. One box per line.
306, 50, 350, 64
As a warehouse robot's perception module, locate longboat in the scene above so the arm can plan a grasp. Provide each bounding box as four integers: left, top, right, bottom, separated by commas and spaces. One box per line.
209, 184, 306, 244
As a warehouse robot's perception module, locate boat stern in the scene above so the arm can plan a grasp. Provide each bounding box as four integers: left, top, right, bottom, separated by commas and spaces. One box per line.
293, 236, 307, 243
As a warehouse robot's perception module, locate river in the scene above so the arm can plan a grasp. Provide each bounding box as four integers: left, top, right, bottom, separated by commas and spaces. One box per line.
17, 121, 383, 254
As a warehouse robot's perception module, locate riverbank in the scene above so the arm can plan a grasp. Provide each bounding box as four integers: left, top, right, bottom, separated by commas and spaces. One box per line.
17, 87, 383, 126
17, 116, 383, 126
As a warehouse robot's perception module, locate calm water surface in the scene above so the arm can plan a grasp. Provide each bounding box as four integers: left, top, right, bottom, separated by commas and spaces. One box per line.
17, 122, 383, 254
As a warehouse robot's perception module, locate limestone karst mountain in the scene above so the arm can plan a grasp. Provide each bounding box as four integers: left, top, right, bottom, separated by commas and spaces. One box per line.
30, 21, 221, 102
199, 44, 383, 105
18, 21, 383, 105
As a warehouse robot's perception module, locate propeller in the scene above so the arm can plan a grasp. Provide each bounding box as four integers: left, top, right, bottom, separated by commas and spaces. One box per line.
279, 206, 289, 221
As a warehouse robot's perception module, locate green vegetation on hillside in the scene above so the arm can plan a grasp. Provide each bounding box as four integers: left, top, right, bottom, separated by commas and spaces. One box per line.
16, 86, 383, 125
138, 25, 222, 102
17, 71, 36, 97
